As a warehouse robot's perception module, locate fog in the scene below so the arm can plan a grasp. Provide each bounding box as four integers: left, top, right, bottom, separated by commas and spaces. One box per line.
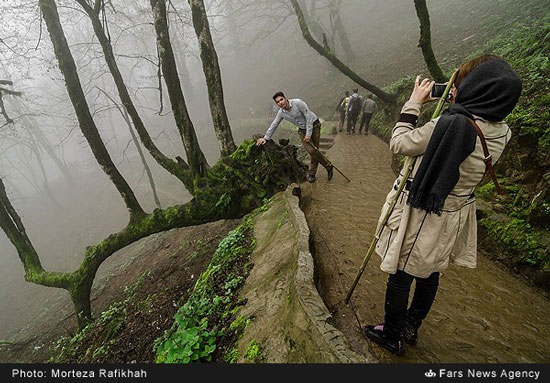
0, 0, 537, 338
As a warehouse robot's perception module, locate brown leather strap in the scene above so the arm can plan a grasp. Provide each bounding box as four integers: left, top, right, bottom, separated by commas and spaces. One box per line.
467, 118, 504, 194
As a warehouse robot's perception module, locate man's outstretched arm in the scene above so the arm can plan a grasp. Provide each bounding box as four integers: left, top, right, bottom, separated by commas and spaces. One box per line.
257, 110, 282, 145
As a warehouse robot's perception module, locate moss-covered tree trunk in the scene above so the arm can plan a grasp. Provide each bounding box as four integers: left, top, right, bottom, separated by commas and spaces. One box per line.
38, 0, 145, 221
1, 139, 306, 329
413, 0, 446, 83
150, 0, 209, 182
1, 177, 90, 328
0, 178, 74, 310
290, 0, 396, 104
188, 0, 237, 157
69, 277, 94, 329
75, 0, 193, 189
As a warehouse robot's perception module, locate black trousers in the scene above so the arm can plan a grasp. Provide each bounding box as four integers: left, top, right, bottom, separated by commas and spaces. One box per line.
347, 112, 359, 132
383, 270, 440, 340
359, 113, 372, 133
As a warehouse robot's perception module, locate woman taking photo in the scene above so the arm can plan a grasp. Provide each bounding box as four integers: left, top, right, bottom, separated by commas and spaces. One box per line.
365, 55, 522, 356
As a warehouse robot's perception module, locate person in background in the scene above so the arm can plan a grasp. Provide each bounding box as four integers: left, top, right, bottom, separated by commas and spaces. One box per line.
346, 88, 363, 134
335, 91, 350, 132
256, 91, 333, 183
359, 94, 377, 134
364, 55, 522, 356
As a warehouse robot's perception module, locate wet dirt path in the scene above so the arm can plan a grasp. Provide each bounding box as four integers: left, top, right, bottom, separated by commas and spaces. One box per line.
301, 131, 550, 363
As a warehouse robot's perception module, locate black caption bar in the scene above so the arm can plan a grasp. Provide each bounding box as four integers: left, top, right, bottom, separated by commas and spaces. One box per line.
2, 363, 548, 382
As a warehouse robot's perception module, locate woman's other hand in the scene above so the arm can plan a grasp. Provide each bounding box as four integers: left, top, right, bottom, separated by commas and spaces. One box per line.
408, 75, 437, 104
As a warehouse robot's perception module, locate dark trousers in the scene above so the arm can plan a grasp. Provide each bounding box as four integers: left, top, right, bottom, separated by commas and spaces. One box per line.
359, 113, 372, 133
298, 122, 329, 175
338, 110, 346, 131
347, 112, 359, 133
383, 270, 440, 340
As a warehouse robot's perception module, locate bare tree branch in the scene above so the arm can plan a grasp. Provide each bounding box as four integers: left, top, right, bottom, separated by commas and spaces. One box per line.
290, 0, 396, 103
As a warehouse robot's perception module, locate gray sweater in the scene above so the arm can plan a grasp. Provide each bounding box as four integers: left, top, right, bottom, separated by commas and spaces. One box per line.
264, 99, 318, 140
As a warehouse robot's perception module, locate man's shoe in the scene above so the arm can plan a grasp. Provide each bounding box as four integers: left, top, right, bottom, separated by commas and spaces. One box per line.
403, 323, 418, 345
307, 174, 316, 183
327, 166, 334, 181
365, 324, 405, 356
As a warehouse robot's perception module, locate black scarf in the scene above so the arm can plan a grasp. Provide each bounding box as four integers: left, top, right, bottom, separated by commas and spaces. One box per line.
407, 58, 522, 215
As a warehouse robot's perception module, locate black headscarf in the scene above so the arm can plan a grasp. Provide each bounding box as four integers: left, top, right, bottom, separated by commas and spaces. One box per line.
406, 58, 522, 215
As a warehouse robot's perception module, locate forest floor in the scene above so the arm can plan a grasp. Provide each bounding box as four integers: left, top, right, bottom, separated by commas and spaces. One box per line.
0, 219, 239, 363
301, 127, 550, 362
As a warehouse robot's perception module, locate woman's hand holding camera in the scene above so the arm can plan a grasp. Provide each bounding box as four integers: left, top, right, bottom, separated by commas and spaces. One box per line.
409, 75, 437, 104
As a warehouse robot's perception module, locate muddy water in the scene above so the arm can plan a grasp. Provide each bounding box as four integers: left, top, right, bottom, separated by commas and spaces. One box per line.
302, 130, 550, 363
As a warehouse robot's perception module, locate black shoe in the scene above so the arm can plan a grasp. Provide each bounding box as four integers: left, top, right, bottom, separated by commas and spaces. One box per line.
307, 174, 316, 183
403, 323, 418, 346
327, 166, 334, 181
365, 324, 405, 356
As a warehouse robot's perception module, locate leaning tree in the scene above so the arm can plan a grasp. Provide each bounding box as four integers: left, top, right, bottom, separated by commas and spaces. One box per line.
289, 0, 397, 103
0, 0, 305, 329
413, 0, 446, 82
291, 0, 448, 102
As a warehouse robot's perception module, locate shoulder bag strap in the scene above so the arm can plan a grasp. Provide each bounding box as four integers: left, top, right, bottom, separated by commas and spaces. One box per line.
467, 117, 504, 194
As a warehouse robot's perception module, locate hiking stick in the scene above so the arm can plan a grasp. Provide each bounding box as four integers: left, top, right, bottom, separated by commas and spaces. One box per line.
344, 70, 459, 304
309, 142, 351, 182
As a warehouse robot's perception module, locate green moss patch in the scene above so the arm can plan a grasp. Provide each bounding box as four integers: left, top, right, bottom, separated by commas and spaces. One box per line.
480, 217, 548, 270
244, 339, 263, 363
154, 200, 272, 363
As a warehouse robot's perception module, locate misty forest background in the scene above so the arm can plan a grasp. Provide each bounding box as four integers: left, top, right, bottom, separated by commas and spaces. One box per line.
0, 0, 549, 363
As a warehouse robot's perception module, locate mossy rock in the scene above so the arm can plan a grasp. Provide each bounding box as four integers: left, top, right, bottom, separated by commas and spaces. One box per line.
193, 139, 307, 218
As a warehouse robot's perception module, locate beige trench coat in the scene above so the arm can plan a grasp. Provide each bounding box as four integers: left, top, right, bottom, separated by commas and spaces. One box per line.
375, 101, 511, 278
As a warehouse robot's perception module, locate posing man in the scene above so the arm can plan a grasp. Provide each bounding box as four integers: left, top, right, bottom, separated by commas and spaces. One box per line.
256, 91, 333, 183
359, 94, 377, 134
